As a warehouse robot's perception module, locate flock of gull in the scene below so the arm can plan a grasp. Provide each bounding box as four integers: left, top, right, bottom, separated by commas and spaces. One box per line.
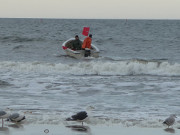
0, 109, 178, 129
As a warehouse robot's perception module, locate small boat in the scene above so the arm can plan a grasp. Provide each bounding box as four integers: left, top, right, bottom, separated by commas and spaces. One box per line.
62, 38, 100, 59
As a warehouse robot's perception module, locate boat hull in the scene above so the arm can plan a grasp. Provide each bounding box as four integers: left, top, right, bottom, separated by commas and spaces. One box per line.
62, 38, 99, 59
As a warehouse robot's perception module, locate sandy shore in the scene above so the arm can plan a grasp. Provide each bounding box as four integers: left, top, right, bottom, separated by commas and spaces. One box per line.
0, 124, 180, 135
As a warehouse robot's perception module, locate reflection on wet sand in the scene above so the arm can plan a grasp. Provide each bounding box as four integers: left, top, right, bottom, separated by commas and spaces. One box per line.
8, 124, 24, 129
164, 128, 175, 133
0, 127, 9, 134
66, 125, 91, 134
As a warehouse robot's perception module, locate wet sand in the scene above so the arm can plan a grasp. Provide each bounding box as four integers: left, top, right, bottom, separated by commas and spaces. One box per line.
0, 124, 180, 135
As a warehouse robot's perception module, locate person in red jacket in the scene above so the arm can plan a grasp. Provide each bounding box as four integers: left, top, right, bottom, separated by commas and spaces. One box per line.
82, 34, 92, 49
82, 34, 92, 57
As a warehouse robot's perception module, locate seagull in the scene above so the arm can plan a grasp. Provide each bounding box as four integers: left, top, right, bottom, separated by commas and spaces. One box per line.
163, 114, 177, 128
66, 111, 88, 126
7, 113, 25, 123
0, 110, 10, 127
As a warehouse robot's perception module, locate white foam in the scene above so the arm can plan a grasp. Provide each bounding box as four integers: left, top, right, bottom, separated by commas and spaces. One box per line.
10, 112, 179, 128
0, 60, 180, 76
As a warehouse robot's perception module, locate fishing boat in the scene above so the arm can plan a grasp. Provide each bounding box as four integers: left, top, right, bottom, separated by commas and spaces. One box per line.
62, 38, 100, 59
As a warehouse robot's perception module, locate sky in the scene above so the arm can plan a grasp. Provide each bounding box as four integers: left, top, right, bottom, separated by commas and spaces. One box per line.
0, 0, 180, 19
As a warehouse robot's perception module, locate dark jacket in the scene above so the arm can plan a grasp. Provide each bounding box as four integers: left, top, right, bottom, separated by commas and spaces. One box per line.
71, 39, 82, 50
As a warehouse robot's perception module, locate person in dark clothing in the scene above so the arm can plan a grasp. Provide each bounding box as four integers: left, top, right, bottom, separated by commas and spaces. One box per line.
71, 35, 82, 50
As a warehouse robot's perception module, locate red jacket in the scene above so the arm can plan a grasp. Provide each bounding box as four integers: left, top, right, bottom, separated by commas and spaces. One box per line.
82, 37, 92, 49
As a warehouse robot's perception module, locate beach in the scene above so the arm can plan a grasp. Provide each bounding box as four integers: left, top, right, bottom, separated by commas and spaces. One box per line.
1, 18, 180, 135
0, 123, 180, 135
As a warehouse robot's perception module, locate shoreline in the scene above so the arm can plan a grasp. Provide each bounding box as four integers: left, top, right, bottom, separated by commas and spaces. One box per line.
0, 124, 180, 135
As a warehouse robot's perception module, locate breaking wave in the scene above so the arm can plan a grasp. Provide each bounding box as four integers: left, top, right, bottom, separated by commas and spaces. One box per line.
0, 60, 180, 76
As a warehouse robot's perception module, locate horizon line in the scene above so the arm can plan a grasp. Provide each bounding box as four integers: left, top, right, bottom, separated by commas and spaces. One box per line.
0, 17, 180, 20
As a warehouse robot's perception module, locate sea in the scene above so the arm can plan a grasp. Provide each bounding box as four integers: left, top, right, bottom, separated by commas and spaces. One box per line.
0, 18, 180, 128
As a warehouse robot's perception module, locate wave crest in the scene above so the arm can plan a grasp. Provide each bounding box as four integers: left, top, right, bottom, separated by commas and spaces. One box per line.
0, 60, 180, 76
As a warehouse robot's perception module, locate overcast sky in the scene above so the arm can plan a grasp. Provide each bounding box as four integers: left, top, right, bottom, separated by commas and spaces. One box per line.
0, 0, 180, 19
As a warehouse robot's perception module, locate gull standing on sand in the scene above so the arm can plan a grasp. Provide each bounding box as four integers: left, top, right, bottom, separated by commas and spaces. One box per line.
66, 111, 88, 126
7, 113, 26, 123
163, 114, 177, 128
0, 110, 10, 127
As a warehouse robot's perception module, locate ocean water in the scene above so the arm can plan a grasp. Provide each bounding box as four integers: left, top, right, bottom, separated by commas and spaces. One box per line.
0, 18, 180, 128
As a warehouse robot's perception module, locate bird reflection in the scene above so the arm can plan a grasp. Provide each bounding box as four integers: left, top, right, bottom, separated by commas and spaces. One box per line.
0, 127, 9, 134
66, 125, 91, 133
8, 123, 24, 129
164, 128, 175, 133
